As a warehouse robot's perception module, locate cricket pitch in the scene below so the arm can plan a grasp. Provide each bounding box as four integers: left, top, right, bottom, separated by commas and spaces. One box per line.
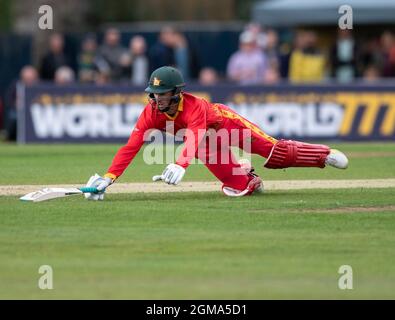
2, 179, 395, 196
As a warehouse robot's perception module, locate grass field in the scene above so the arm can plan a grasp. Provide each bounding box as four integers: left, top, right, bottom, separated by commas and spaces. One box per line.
0, 142, 395, 299
1, 142, 395, 184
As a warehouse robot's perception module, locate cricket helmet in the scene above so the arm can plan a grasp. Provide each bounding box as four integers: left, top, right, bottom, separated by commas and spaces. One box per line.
145, 66, 185, 94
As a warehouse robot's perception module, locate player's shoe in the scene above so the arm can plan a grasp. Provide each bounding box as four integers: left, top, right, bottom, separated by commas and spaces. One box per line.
325, 149, 349, 169
222, 159, 263, 197
239, 158, 263, 193
246, 172, 264, 194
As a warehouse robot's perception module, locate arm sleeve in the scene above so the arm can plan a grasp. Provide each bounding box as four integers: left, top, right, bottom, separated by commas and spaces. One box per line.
175, 103, 207, 169
106, 106, 155, 179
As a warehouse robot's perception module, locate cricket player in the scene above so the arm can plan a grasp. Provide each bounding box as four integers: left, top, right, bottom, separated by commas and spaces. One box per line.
85, 66, 348, 199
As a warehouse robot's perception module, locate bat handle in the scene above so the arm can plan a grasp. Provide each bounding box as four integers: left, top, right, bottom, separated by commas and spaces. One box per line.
79, 187, 100, 194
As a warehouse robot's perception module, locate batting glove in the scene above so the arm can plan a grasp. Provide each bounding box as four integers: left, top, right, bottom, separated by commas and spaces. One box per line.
84, 173, 113, 201
160, 163, 186, 185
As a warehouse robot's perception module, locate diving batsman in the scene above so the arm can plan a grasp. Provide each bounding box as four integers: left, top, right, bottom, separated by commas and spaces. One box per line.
85, 66, 348, 199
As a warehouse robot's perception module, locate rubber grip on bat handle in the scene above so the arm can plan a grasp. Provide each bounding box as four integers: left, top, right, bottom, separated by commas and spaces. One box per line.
79, 187, 100, 193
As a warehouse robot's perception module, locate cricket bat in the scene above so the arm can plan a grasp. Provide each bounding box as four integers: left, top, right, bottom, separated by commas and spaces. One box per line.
19, 187, 99, 202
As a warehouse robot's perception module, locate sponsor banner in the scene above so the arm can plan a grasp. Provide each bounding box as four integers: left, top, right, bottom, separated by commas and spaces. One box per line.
18, 84, 395, 143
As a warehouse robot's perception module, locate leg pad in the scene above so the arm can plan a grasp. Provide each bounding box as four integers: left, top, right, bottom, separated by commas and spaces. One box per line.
264, 140, 330, 169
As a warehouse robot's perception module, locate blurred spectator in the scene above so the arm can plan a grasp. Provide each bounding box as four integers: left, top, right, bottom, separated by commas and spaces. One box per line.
5, 66, 39, 140
118, 52, 132, 82
358, 39, 383, 77
95, 71, 111, 86
173, 31, 191, 80
278, 41, 292, 79
198, 67, 219, 85
330, 29, 358, 83
78, 35, 99, 83
226, 31, 267, 85
245, 24, 281, 80
244, 22, 267, 50
263, 67, 280, 84
128, 35, 149, 86
380, 31, 395, 77
98, 28, 128, 81
173, 30, 200, 80
363, 64, 381, 82
289, 30, 325, 83
148, 26, 176, 73
20, 66, 39, 86
40, 33, 73, 81
55, 66, 75, 85
263, 29, 281, 73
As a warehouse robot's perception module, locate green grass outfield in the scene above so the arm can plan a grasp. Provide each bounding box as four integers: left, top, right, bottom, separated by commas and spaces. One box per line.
0, 142, 394, 299
0, 142, 395, 184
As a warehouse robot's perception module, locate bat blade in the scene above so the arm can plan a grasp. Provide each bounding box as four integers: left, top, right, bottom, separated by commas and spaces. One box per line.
20, 188, 83, 202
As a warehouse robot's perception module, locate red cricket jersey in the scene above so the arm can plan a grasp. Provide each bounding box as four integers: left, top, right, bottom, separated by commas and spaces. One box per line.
106, 92, 228, 178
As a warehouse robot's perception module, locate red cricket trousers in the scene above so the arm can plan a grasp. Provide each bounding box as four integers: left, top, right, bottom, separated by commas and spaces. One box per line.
195, 112, 277, 191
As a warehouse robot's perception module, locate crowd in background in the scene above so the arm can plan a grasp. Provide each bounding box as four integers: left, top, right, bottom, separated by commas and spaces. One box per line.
8, 23, 395, 90
229, 23, 395, 85
2, 23, 395, 140
16, 26, 201, 89
10, 24, 395, 89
